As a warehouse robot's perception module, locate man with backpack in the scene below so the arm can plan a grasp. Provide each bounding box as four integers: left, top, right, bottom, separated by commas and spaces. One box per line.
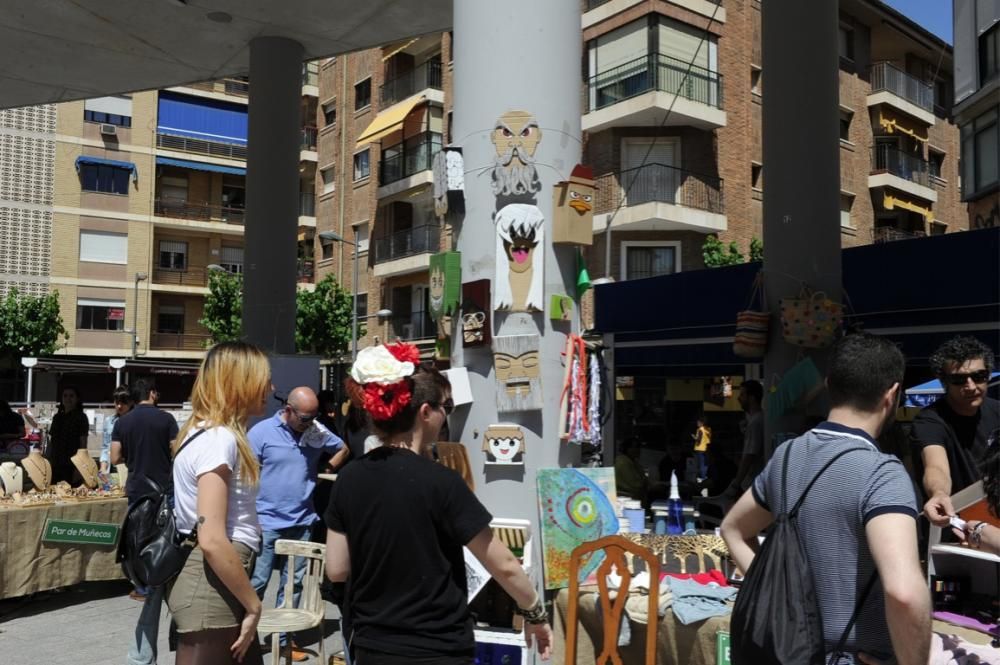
721, 334, 930, 665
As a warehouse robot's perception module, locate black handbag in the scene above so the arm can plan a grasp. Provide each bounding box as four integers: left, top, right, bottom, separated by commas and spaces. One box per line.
117, 429, 205, 588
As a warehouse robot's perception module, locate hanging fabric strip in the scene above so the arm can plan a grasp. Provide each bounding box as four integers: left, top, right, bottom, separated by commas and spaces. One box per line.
588, 353, 602, 446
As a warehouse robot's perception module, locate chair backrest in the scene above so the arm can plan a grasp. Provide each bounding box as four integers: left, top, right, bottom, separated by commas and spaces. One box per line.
566, 535, 660, 665
274, 539, 326, 616
435, 441, 475, 491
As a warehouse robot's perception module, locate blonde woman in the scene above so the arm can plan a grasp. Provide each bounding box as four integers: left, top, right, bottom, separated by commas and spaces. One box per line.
168, 341, 270, 665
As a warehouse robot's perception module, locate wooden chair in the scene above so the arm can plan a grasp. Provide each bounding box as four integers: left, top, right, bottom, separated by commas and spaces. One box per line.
566, 535, 660, 665
435, 441, 475, 491
257, 539, 327, 665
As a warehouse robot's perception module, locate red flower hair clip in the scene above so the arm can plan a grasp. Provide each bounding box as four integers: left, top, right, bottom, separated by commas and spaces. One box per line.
385, 341, 421, 365
362, 380, 413, 421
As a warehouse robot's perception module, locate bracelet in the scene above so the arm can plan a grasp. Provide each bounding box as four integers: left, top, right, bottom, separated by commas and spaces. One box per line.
969, 522, 987, 548
515, 597, 549, 624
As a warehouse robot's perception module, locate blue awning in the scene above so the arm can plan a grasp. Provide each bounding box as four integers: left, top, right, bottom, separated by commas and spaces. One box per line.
75, 155, 138, 181
157, 91, 247, 146
156, 156, 246, 176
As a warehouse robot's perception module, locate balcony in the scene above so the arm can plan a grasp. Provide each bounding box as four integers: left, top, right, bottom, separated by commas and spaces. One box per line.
584, 0, 723, 28
867, 62, 935, 125
152, 267, 208, 288
297, 259, 315, 283
584, 53, 726, 132
373, 224, 440, 277
379, 60, 443, 108
873, 226, 926, 244
154, 198, 245, 226
388, 313, 435, 341
150, 332, 211, 351
300, 126, 318, 151
377, 132, 441, 197
868, 145, 937, 202
185, 78, 249, 99
592, 163, 726, 233
301, 64, 319, 91
157, 133, 247, 161
299, 192, 315, 217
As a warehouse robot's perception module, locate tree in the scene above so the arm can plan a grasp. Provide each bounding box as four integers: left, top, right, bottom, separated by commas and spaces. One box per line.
702, 234, 745, 267
200, 269, 243, 345
749, 236, 764, 262
0, 288, 67, 359
296, 275, 357, 358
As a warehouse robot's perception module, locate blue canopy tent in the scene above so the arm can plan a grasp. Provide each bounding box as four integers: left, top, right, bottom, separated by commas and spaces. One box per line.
904, 372, 1000, 408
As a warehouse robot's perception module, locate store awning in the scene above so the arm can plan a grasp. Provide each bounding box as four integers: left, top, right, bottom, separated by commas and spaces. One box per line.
877, 108, 929, 143
355, 96, 426, 147
382, 37, 419, 61
883, 192, 933, 221
74, 155, 138, 181
904, 372, 1000, 407
156, 156, 246, 176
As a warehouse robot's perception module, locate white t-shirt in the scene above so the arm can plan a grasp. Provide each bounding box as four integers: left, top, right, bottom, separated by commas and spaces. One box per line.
173, 425, 261, 552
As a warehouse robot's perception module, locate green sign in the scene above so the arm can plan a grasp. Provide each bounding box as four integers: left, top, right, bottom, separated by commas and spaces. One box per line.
716, 631, 731, 665
42, 519, 120, 547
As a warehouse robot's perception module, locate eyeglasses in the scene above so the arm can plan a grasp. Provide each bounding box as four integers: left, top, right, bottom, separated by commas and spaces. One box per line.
431, 399, 455, 416
943, 370, 990, 386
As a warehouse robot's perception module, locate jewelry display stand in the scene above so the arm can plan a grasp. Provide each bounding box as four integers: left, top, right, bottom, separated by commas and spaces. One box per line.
0, 462, 24, 495
71, 449, 100, 489
21, 451, 52, 490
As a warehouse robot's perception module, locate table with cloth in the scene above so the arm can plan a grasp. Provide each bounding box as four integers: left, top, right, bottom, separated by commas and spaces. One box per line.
0, 498, 127, 599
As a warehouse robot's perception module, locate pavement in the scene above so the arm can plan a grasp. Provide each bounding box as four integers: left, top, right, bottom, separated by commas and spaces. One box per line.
0, 575, 346, 665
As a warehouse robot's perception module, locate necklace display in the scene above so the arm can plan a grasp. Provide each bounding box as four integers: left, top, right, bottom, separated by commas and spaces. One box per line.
0, 462, 23, 495
71, 449, 100, 489
21, 452, 52, 490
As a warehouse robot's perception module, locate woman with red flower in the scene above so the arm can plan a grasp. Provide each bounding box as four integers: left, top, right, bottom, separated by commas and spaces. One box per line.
324, 343, 552, 664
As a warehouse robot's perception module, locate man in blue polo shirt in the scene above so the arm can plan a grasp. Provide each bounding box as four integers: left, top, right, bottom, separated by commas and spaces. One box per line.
250, 386, 348, 661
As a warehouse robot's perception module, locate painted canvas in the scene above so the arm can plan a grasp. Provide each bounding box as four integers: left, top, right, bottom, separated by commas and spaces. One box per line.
537, 467, 620, 590
461, 280, 491, 347
429, 251, 461, 321
494, 204, 544, 313
549, 294, 573, 321
490, 110, 542, 196
493, 333, 543, 412
551, 164, 595, 246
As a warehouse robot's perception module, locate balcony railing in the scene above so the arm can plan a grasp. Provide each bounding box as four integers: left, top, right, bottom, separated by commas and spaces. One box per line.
301, 126, 318, 150
299, 193, 315, 217
154, 198, 245, 224
186, 78, 250, 98
870, 62, 934, 113
374, 224, 440, 264
593, 163, 725, 215
157, 133, 248, 161
378, 133, 441, 186
379, 59, 443, 107
150, 332, 211, 351
873, 226, 926, 244
588, 53, 723, 112
153, 266, 208, 287
388, 314, 434, 341
302, 64, 319, 88
871, 145, 931, 188
297, 260, 315, 283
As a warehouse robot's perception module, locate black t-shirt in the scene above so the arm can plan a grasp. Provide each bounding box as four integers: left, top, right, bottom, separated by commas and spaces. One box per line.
112, 404, 179, 501
0, 409, 24, 438
48, 408, 90, 483
324, 447, 492, 657
911, 396, 1000, 494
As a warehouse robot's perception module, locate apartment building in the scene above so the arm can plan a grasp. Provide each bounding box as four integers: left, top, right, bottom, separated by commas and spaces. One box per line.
315, 0, 967, 348
953, 1, 999, 230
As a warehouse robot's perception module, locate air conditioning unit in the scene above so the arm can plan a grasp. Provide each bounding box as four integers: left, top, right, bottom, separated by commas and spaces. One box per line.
99, 123, 118, 136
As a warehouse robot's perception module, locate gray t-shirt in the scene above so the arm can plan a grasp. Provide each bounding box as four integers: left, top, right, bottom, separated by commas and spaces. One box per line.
752, 422, 918, 659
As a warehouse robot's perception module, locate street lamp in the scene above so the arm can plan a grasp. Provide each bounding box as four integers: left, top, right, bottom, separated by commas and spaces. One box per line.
20, 357, 38, 408
319, 230, 361, 360
109, 358, 127, 387
131, 272, 148, 358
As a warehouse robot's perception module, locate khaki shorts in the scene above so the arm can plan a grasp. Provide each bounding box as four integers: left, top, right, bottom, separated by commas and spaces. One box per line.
167, 541, 257, 632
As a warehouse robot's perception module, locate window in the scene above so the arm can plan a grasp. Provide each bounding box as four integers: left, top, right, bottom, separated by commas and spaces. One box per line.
157, 305, 185, 334
928, 148, 945, 180
219, 246, 244, 274
353, 149, 370, 181
80, 163, 131, 195
447, 110, 454, 144
321, 166, 336, 195
77, 299, 125, 331
84, 110, 132, 127
323, 101, 337, 127
980, 23, 999, 87
961, 108, 999, 198
79, 230, 127, 264
751, 69, 761, 95
838, 25, 854, 61
354, 78, 371, 110
158, 240, 188, 270
84, 96, 132, 127
354, 222, 370, 253
840, 193, 854, 228
751, 163, 763, 190
622, 242, 680, 280
930, 221, 947, 236
839, 109, 853, 141
320, 239, 334, 261
355, 293, 368, 321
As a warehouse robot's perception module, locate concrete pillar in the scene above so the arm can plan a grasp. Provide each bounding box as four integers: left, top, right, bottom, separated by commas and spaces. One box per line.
761, 2, 842, 448
243, 37, 303, 354
451, 0, 582, 548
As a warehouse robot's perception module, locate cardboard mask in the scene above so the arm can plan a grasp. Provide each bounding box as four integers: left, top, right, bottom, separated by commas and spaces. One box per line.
483, 424, 526, 465
429, 251, 461, 320
494, 204, 544, 313
491, 110, 542, 196
433, 147, 465, 217
493, 334, 543, 412
461, 280, 492, 347
552, 164, 595, 246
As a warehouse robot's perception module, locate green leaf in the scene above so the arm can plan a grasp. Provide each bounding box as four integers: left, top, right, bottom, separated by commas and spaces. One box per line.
0, 288, 68, 360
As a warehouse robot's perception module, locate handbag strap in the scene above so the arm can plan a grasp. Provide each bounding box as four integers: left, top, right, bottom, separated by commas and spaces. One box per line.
744, 271, 766, 310
175, 428, 207, 460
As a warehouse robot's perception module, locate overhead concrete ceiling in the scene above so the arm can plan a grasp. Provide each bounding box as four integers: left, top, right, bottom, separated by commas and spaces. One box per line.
0, 0, 452, 109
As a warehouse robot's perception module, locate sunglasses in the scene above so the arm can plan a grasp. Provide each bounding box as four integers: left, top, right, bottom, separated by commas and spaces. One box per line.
287, 406, 317, 423
431, 399, 455, 416
943, 370, 991, 386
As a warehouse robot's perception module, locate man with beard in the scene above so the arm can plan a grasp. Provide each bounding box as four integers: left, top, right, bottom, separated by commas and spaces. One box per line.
490, 110, 542, 196
721, 334, 929, 665
912, 336, 999, 526
494, 203, 545, 312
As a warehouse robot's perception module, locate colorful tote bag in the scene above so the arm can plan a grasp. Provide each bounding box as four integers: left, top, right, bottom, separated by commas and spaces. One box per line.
780, 288, 842, 349
734, 273, 769, 358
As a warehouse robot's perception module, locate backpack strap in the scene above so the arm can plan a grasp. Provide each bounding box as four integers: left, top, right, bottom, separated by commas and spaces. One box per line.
827, 570, 878, 665
786, 447, 870, 518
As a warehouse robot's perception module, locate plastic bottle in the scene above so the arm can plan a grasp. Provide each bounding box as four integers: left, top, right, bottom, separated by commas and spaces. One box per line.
667, 471, 684, 535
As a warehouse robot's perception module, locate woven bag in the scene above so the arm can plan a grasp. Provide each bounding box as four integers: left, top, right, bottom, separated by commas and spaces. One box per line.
734, 273, 769, 358
780, 289, 842, 348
